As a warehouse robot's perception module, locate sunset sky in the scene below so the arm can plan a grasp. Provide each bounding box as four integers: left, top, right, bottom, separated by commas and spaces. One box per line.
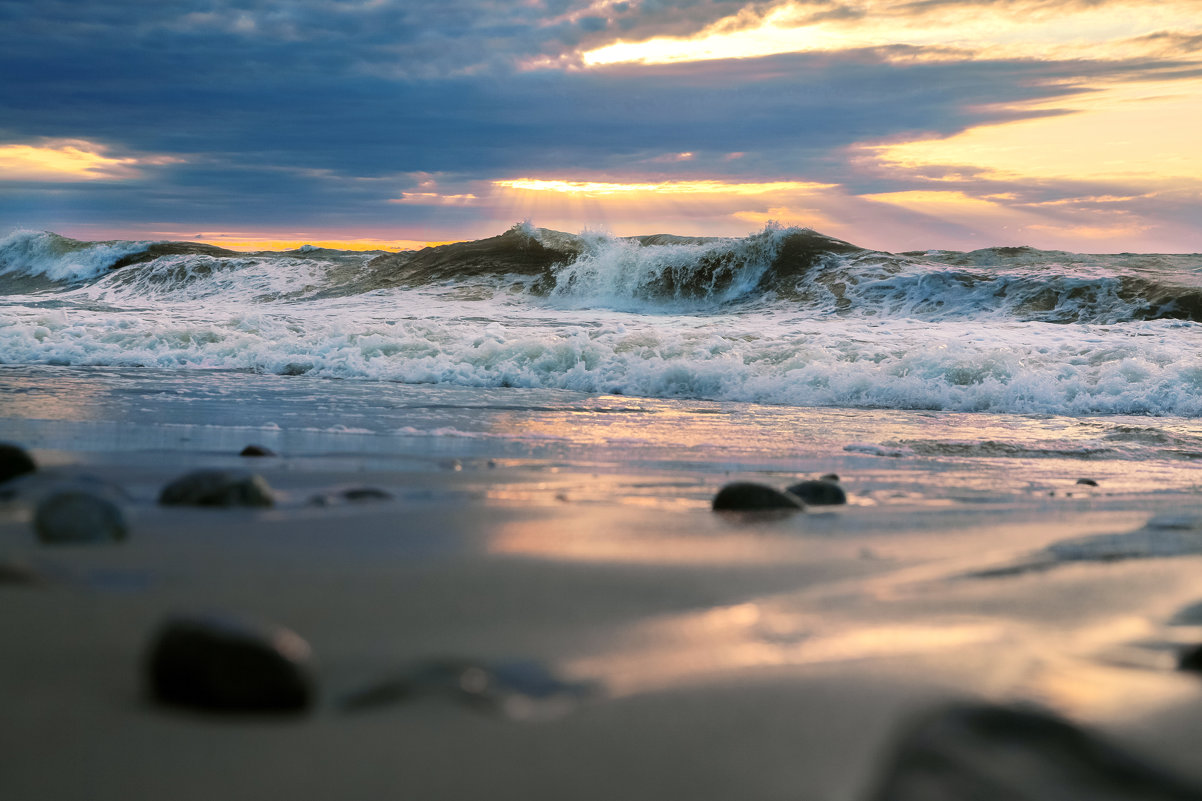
3, 0, 1201, 253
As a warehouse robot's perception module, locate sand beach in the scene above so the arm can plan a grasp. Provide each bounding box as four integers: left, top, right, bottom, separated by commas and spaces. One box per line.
4, 364, 1202, 800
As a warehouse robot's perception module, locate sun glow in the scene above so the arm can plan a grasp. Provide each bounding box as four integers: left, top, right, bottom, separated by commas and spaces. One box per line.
868, 78, 1202, 187
580, 0, 1202, 66
0, 140, 173, 182
493, 178, 832, 196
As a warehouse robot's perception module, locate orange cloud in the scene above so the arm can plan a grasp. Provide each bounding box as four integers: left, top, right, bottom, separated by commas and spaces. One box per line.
0, 140, 177, 182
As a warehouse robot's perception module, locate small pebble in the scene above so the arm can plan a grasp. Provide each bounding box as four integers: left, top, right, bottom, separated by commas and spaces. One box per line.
146, 613, 314, 713
35, 490, 128, 544
0, 559, 44, 585
1178, 643, 1202, 672
307, 486, 393, 506
1076, 478, 1099, 486
0, 443, 36, 485
239, 444, 276, 457
341, 658, 596, 720
159, 470, 275, 508
785, 479, 847, 506
712, 482, 804, 512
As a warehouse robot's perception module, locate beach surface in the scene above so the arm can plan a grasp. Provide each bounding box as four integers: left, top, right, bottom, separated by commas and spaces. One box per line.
4, 365, 1202, 799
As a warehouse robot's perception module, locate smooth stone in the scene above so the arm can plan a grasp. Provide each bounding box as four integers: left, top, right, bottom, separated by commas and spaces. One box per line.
0, 443, 36, 485
0, 559, 44, 585
820, 473, 840, 482
341, 657, 596, 720
239, 444, 276, 457
785, 479, 847, 506
711, 482, 804, 512
146, 613, 314, 713
1178, 643, 1202, 672
307, 486, 393, 506
158, 469, 275, 507
1076, 478, 1100, 486
34, 490, 128, 544
866, 702, 1202, 800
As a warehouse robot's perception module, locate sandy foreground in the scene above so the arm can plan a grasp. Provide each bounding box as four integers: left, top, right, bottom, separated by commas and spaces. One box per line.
4, 369, 1202, 800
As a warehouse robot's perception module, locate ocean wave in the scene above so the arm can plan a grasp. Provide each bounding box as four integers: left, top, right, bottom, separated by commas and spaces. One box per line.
2, 302, 1200, 416
0, 230, 153, 287
5, 224, 1200, 324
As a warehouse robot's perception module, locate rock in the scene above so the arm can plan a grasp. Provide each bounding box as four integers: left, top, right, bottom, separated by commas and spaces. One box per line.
1178, 643, 1202, 672
307, 486, 393, 506
146, 613, 314, 713
866, 701, 1202, 800
341, 657, 597, 720
711, 482, 804, 512
785, 479, 847, 506
159, 470, 275, 507
0, 443, 36, 485
1076, 478, 1099, 486
0, 559, 44, 585
239, 444, 276, 457
820, 473, 840, 482
34, 490, 128, 544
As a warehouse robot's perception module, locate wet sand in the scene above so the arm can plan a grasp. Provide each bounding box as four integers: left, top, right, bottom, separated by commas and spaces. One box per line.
4, 366, 1202, 800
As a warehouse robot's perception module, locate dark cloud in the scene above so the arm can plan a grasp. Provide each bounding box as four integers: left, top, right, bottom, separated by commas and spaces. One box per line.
1, 0, 1199, 241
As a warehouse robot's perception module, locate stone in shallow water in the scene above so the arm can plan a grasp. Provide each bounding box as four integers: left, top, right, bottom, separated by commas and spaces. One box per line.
146, 613, 314, 713
1177, 643, 1202, 672
158, 469, 274, 507
307, 486, 393, 506
0, 559, 44, 585
340, 657, 596, 720
866, 702, 1202, 801
1076, 477, 1100, 486
784, 479, 847, 506
239, 444, 276, 457
711, 481, 804, 512
34, 490, 128, 544
0, 443, 36, 485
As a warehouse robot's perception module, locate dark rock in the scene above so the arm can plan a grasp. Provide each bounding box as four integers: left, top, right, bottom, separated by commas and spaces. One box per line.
820, 473, 840, 482
34, 490, 128, 544
1076, 478, 1099, 486
866, 701, 1202, 801
1178, 643, 1202, 672
341, 657, 596, 719
279, 363, 312, 376
785, 479, 847, 506
712, 482, 804, 512
0, 443, 36, 485
159, 470, 274, 507
239, 444, 276, 457
146, 613, 314, 713
307, 486, 393, 506
0, 559, 44, 585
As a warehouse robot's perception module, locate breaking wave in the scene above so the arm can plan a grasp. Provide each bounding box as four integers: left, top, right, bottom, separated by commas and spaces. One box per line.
2, 224, 1201, 415
3, 224, 1200, 323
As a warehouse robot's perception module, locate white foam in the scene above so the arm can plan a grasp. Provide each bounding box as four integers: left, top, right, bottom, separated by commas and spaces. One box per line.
2, 288, 1200, 416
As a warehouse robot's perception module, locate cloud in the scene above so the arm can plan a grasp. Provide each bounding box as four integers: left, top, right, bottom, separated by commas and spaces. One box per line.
2, 0, 1201, 251
0, 139, 179, 182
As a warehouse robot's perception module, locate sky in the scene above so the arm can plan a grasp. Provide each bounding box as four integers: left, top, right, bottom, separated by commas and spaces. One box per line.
2, 0, 1202, 253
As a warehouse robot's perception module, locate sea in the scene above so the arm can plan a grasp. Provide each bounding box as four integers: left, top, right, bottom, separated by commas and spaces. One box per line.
2, 221, 1201, 502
